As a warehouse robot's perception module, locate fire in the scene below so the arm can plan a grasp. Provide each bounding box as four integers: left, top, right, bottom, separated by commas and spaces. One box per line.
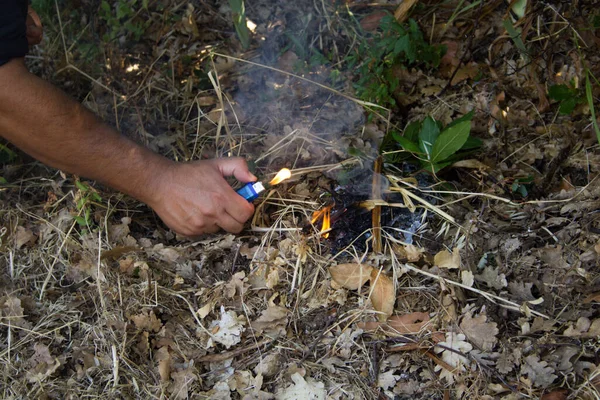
269, 168, 291, 186
311, 206, 331, 238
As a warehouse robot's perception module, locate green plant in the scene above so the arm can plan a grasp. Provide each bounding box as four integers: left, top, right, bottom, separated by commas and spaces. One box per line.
548, 84, 584, 115
382, 111, 480, 172
585, 70, 600, 144
346, 15, 446, 108
99, 0, 149, 42
74, 181, 102, 230
510, 176, 533, 197
228, 0, 250, 49
0, 143, 17, 165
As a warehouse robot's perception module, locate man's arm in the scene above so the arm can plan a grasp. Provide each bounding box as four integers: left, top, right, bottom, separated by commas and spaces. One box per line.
0, 58, 256, 236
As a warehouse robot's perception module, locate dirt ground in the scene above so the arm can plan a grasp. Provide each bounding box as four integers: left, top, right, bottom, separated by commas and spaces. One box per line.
1, 0, 600, 399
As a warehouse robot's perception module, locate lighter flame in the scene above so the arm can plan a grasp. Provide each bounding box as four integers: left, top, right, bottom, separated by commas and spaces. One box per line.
321, 209, 330, 238
312, 206, 331, 238
269, 168, 291, 186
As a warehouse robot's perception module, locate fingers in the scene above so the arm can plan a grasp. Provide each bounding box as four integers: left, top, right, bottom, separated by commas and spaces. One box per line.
217, 211, 247, 233
212, 157, 257, 183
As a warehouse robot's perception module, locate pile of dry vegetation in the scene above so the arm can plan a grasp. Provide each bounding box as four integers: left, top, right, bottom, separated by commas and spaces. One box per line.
1, 0, 600, 398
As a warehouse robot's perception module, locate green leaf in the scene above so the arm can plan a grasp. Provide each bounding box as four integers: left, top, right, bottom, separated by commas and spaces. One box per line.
394, 34, 410, 58
0, 177, 6, 184
430, 120, 472, 163
75, 181, 89, 192
394, 136, 422, 154
461, 136, 482, 150
586, 71, 600, 145
548, 84, 573, 101
74, 216, 87, 226
100, 0, 111, 14
418, 116, 440, 158
446, 110, 474, 129
558, 97, 578, 114
403, 121, 421, 142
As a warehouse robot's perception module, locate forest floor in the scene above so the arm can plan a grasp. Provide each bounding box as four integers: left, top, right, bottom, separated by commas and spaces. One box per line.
1, 0, 600, 399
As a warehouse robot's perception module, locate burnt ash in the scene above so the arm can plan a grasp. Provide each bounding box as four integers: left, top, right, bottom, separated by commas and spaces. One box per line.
307, 169, 434, 252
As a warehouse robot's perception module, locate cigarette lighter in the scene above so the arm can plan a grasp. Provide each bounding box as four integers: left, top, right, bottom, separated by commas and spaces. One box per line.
236, 182, 265, 202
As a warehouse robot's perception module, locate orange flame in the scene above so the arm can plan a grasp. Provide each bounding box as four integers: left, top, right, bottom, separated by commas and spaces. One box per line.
311, 206, 331, 238
269, 168, 291, 186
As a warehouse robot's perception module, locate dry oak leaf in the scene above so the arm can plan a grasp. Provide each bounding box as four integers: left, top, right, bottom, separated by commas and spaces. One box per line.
130, 310, 163, 333
0, 295, 29, 328
522, 354, 557, 388
459, 312, 499, 351
434, 332, 473, 383
359, 312, 430, 335
369, 269, 396, 321
251, 306, 289, 337
275, 372, 326, 400
155, 346, 172, 383
15, 225, 36, 249
563, 317, 600, 338
329, 263, 373, 290
208, 306, 245, 349
26, 343, 61, 383
434, 248, 461, 269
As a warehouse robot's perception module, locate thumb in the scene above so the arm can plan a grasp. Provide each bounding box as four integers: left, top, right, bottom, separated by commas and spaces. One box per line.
212, 157, 257, 182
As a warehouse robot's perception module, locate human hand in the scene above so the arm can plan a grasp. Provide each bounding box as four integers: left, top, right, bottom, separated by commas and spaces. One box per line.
148, 158, 257, 236
26, 7, 43, 46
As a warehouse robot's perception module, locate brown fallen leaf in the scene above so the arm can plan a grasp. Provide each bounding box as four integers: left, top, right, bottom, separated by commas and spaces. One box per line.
329, 263, 373, 290
434, 248, 461, 269
541, 390, 568, 400
451, 62, 480, 86
452, 159, 490, 170
359, 312, 430, 334
369, 269, 395, 321
360, 11, 387, 32
155, 346, 171, 383
583, 292, 600, 304
15, 226, 36, 249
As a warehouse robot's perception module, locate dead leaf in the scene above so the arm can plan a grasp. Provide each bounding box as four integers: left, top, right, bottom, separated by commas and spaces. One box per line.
541, 390, 569, 400
276, 372, 326, 400
522, 355, 557, 388
475, 266, 507, 289
583, 292, 600, 304
394, 0, 418, 23
329, 263, 373, 290
130, 310, 163, 333
208, 306, 245, 348
15, 226, 36, 249
254, 353, 281, 377
451, 62, 480, 86
251, 306, 288, 337
155, 346, 171, 383
461, 270, 474, 287
360, 11, 387, 31
170, 365, 197, 399
0, 295, 29, 328
181, 4, 199, 38
26, 343, 61, 383
563, 317, 600, 338
369, 269, 395, 321
434, 248, 461, 269
359, 312, 430, 334
452, 159, 490, 170
434, 332, 473, 383
459, 312, 498, 351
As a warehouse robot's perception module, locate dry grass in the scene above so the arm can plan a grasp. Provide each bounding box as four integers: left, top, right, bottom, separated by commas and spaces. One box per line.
2, 0, 600, 398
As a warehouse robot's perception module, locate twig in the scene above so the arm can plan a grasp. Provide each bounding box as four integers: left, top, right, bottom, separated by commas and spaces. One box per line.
197, 338, 273, 363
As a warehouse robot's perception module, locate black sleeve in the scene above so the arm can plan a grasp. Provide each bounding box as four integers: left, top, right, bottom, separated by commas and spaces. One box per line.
0, 0, 29, 66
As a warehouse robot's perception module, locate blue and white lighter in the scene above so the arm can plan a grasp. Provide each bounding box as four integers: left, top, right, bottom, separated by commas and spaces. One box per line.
236, 182, 266, 202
